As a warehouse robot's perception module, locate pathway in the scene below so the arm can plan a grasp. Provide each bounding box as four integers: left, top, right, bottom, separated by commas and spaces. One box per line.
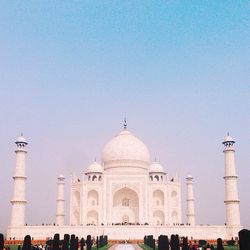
109, 244, 143, 250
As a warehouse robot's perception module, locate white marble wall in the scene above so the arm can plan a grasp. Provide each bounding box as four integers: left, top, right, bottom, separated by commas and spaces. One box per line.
69, 172, 181, 227
7, 225, 243, 241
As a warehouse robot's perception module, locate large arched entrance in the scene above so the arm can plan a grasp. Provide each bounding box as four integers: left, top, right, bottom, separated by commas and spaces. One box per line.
153, 190, 164, 206
153, 210, 165, 225
87, 210, 98, 225
87, 190, 99, 206
112, 187, 139, 224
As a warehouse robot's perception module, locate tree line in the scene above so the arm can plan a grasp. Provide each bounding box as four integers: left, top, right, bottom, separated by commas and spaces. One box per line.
144, 229, 250, 250
0, 233, 108, 250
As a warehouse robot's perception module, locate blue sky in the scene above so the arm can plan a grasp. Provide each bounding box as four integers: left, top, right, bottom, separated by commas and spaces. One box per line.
0, 1, 250, 234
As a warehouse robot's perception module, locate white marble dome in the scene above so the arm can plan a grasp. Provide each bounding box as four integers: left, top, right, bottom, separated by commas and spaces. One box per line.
102, 129, 150, 170
149, 161, 165, 173
224, 135, 234, 142
86, 161, 103, 173
58, 173, 65, 179
17, 134, 26, 143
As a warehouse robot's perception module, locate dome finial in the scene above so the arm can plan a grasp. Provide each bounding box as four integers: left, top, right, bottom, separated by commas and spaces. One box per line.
123, 117, 127, 130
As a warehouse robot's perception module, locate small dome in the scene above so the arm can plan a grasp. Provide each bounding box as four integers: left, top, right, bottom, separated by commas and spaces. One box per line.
86, 161, 103, 173
223, 134, 235, 143
58, 173, 65, 179
102, 129, 150, 170
149, 161, 165, 173
186, 173, 193, 179
17, 134, 26, 143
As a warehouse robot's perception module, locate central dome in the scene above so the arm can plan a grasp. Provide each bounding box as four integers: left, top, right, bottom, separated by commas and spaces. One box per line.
101, 129, 150, 170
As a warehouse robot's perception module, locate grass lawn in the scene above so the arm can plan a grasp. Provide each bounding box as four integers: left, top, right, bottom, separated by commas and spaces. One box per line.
6, 245, 18, 250
139, 244, 157, 250
139, 243, 239, 250
223, 246, 239, 250
7, 244, 113, 250
92, 244, 112, 250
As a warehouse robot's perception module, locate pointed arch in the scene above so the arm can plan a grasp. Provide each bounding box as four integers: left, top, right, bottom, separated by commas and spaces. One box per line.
73, 210, 80, 225
73, 191, 80, 206
112, 187, 139, 223
87, 190, 99, 206
87, 210, 98, 225
153, 190, 164, 206
153, 210, 165, 225
171, 191, 178, 207
172, 211, 178, 224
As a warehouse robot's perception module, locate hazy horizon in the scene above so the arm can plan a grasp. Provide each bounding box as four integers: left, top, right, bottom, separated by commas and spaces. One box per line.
0, 1, 250, 234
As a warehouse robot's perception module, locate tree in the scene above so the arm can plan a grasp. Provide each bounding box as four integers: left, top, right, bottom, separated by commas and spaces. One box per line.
86, 235, 92, 250
239, 229, 250, 250
226, 238, 235, 246
198, 240, 206, 248
75, 237, 79, 250
147, 235, 154, 249
158, 235, 163, 250
182, 237, 188, 250
216, 238, 224, 250
0, 234, 4, 250
70, 235, 76, 250
80, 238, 85, 250
170, 235, 180, 250
62, 234, 70, 250
96, 236, 99, 249
170, 235, 175, 250
99, 236, 103, 247
104, 235, 108, 246
22, 235, 32, 250
158, 235, 169, 250
52, 234, 60, 250
175, 235, 180, 250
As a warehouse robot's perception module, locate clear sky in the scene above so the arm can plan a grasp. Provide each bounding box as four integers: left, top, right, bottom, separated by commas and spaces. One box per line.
0, 1, 250, 234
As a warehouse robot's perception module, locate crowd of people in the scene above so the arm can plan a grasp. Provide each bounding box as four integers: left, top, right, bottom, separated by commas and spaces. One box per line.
3, 230, 250, 250
187, 241, 215, 250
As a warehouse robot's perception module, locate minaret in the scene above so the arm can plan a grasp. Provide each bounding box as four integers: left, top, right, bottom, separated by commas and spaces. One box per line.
56, 174, 65, 226
186, 174, 195, 226
10, 134, 28, 227
223, 134, 240, 226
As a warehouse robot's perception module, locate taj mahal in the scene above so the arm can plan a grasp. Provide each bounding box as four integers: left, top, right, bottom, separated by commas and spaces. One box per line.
70, 121, 182, 227
7, 121, 242, 240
